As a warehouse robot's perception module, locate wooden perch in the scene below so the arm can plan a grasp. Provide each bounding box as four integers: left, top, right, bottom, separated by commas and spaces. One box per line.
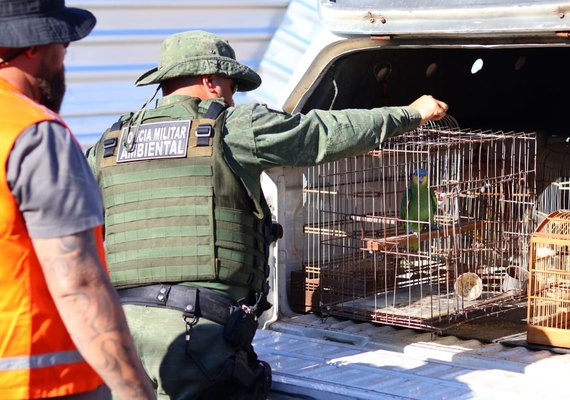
364, 221, 483, 251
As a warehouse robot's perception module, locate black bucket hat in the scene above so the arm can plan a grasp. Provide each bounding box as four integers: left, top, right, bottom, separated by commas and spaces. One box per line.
0, 0, 96, 48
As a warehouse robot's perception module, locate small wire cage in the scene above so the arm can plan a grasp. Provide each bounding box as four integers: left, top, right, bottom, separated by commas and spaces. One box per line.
535, 139, 570, 221
300, 122, 536, 330
527, 209, 570, 348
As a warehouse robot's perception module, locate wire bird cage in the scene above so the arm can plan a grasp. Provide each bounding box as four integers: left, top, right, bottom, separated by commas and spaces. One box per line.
535, 138, 570, 222
297, 120, 536, 330
527, 210, 570, 348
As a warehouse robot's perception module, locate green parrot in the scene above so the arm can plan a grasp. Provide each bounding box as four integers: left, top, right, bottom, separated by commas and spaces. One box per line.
400, 168, 438, 251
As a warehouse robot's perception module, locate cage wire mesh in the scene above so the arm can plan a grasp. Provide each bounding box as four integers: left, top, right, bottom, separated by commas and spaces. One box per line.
535, 138, 570, 222
300, 120, 536, 330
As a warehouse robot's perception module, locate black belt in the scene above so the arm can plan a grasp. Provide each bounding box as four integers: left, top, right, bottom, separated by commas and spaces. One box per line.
117, 284, 237, 326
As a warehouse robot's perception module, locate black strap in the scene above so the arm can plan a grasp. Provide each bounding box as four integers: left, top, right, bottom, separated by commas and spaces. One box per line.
110, 116, 124, 131
103, 137, 118, 157
195, 102, 227, 146
203, 101, 227, 119
117, 284, 237, 326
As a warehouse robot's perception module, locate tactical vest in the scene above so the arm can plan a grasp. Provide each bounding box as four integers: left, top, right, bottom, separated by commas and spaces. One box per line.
92, 99, 270, 295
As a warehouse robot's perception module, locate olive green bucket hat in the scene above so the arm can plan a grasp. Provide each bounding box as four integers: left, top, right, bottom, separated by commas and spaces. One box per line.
135, 30, 261, 91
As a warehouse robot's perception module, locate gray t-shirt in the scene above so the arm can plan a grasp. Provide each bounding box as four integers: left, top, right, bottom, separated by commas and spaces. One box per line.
7, 120, 103, 238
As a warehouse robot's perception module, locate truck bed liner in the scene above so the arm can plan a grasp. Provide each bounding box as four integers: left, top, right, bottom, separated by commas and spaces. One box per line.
255, 315, 570, 399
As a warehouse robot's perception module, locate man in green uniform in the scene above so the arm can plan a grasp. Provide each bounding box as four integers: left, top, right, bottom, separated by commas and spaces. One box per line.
87, 30, 448, 400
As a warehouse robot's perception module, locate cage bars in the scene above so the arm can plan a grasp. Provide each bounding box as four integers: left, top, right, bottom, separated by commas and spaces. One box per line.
300, 125, 536, 329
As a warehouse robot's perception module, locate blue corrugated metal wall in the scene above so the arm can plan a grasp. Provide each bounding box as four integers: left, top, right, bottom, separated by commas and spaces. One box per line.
255, 0, 320, 108
64, 0, 290, 146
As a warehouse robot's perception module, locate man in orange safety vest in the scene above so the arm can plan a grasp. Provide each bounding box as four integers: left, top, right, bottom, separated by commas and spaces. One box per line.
0, 1, 155, 399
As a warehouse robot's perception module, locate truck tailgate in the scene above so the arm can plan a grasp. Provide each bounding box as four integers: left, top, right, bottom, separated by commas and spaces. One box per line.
254, 319, 570, 399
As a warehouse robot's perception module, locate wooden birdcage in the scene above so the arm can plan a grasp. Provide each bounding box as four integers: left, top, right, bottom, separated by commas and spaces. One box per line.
527, 209, 570, 348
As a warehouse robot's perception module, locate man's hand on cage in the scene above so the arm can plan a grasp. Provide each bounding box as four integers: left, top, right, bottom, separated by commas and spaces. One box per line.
410, 95, 448, 124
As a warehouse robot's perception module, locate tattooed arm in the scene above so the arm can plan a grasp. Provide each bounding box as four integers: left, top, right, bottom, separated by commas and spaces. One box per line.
32, 228, 156, 400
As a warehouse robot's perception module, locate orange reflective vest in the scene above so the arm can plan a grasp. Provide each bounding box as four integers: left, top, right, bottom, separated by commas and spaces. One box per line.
0, 79, 104, 399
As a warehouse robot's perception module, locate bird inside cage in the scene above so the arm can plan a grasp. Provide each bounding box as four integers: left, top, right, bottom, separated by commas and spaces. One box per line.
400, 168, 438, 251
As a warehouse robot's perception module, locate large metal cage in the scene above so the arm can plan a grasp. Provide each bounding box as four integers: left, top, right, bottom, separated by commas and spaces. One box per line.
297, 123, 536, 330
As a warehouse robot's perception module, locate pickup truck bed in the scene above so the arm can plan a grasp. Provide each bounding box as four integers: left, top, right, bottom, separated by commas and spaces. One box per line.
255, 313, 570, 399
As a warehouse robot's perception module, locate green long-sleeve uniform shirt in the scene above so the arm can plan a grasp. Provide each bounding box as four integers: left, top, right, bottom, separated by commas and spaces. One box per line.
183, 96, 422, 205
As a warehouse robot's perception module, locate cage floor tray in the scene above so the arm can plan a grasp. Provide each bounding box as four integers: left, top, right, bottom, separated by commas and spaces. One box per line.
336, 284, 492, 320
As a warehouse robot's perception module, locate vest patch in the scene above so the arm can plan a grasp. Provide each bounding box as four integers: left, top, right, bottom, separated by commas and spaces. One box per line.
116, 120, 191, 163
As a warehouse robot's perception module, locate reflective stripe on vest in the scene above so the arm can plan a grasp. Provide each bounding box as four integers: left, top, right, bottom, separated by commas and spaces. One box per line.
0, 350, 84, 371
